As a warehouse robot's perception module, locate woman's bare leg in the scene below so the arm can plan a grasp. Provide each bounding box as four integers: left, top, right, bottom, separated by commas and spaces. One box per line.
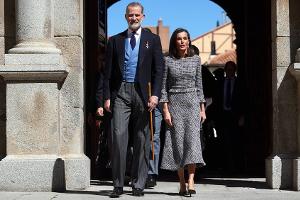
177, 168, 186, 192
187, 164, 196, 191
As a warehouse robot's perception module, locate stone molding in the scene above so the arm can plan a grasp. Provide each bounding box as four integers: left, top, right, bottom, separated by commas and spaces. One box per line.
0, 54, 68, 82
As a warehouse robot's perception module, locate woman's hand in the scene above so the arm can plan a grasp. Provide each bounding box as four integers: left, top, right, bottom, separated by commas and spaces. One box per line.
200, 103, 206, 123
164, 110, 173, 127
200, 110, 206, 123
163, 103, 173, 126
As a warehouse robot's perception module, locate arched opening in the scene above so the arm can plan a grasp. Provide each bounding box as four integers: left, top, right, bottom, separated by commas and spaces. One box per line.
84, 0, 272, 180
209, 0, 272, 177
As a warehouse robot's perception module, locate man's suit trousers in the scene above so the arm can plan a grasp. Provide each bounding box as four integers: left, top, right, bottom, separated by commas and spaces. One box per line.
111, 82, 150, 189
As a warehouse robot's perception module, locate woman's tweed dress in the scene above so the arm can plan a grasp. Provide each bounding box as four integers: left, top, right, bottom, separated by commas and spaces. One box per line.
160, 55, 206, 170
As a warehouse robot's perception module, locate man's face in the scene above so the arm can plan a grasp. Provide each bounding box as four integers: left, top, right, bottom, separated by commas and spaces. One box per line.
125, 6, 144, 31
225, 64, 236, 78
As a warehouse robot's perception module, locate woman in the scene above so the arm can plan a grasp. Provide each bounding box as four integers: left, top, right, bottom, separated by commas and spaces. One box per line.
160, 28, 206, 196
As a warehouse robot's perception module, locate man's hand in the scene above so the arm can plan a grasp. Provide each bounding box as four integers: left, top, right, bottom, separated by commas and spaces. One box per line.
104, 99, 111, 112
96, 107, 104, 116
148, 96, 158, 112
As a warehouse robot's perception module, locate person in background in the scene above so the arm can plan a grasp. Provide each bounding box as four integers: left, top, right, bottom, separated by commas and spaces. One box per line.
145, 107, 163, 188
95, 69, 112, 173
140, 27, 163, 189
190, 45, 218, 169
214, 61, 245, 174
160, 28, 206, 197
87, 53, 107, 179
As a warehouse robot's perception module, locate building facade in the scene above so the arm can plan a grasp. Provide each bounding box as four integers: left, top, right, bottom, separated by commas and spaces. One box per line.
192, 22, 235, 65
145, 19, 170, 54
0, 0, 299, 192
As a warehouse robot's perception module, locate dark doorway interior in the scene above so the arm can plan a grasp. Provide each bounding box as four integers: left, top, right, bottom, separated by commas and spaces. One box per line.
84, 0, 272, 180
84, 0, 107, 179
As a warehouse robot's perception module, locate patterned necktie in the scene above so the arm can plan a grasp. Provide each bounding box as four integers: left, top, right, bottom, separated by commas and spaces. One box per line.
130, 31, 136, 50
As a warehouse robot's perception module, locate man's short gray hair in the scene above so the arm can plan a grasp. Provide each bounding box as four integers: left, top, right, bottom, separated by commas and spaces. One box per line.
126, 2, 144, 14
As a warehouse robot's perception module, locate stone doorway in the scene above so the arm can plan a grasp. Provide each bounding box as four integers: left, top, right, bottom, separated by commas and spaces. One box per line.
84, 0, 272, 180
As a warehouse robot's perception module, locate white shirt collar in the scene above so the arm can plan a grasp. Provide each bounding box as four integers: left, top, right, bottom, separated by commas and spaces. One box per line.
127, 27, 142, 37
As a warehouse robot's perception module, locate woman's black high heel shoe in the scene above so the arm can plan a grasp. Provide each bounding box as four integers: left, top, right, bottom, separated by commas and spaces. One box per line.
188, 181, 196, 195
188, 189, 196, 194
179, 190, 187, 196
179, 190, 191, 197
179, 185, 187, 196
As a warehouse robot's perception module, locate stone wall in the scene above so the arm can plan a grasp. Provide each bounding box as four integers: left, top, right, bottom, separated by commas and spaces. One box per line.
0, 0, 16, 160
266, 0, 300, 190
0, 0, 5, 159
0, 0, 89, 191
53, 0, 88, 190
290, 0, 300, 63
53, 0, 84, 156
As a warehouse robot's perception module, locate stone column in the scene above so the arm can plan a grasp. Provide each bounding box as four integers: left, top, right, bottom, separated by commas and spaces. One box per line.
0, 0, 89, 191
266, 0, 294, 190
294, 50, 300, 158
289, 50, 300, 191
0, 0, 6, 159
9, 0, 60, 54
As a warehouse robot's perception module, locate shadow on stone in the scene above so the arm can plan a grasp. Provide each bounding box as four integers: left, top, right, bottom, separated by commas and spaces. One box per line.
200, 178, 269, 189
65, 188, 179, 197
280, 156, 293, 190
4, 0, 16, 51
52, 158, 66, 192
0, 78, 6, 161
65, 189, 111, 197
90, 180, 113, 186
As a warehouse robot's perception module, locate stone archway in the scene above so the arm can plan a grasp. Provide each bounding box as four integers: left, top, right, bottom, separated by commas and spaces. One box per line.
1, 0, 299, 192
193, 0, 272, 176
84, 0, 272, 180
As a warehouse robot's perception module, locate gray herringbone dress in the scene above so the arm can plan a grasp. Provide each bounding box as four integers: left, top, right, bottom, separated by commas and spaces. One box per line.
160, 55, 206, 171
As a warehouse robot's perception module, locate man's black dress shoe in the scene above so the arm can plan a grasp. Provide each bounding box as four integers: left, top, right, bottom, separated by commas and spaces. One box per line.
145, 175, 156, 188
110, 187, 123, 198
132, 188, 144, 196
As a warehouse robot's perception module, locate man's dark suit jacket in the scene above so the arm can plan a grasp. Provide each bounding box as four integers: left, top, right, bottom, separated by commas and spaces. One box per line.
103, 28, 164, 106
95, 71, 104, 109
214, 76, 244, 118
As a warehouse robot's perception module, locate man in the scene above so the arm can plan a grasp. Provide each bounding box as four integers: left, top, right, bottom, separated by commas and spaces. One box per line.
190, 45, 218, 169
95, 70, 112, 174
215, 61, 244, 174
103, 2, 164, 198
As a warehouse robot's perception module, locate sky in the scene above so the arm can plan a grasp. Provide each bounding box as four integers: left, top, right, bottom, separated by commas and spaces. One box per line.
107, 0, 229, 40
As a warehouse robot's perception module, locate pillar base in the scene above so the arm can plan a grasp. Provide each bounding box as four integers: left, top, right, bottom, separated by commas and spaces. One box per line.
266, 154, 293, 189
293, 158, 300, 191
0, 155, 90, 191
64, 155, 91, 190
0, 53, 89, 191
8, 41, 61, 54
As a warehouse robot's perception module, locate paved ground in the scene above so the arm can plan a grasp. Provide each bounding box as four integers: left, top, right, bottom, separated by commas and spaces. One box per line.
1, 178, 300, 200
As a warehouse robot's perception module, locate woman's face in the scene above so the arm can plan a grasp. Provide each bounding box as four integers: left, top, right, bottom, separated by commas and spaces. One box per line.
176, 31, 189, 55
